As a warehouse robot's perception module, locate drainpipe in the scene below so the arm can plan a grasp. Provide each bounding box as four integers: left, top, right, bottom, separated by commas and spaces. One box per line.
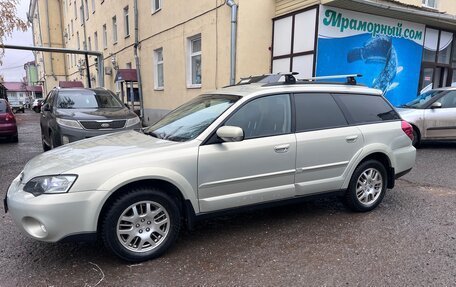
134, 0, 144, 121
45, 0, 56, 80
80, 0, 90, 87
226, 0, 238, 86
57, 0, 68, 81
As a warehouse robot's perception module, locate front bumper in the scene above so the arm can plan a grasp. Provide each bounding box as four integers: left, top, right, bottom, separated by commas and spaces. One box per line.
6, 175, 109, 242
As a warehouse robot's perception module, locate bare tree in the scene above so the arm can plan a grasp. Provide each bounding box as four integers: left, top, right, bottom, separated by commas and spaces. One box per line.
0, 0, 28, 63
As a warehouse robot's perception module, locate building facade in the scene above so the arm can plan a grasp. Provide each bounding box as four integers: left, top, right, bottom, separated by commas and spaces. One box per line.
30, 0, 456, 124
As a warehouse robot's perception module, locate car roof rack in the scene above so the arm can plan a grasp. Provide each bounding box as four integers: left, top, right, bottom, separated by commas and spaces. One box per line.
300, 74, 362, 85
234, 73, 363, 87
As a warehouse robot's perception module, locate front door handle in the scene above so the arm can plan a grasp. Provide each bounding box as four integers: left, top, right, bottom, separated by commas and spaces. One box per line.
274, 144, 290, 153
345, 135, 358, 143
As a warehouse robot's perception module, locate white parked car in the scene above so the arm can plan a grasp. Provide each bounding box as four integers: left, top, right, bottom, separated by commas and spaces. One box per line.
5, 74, 416, 262
398, 87, 456, 147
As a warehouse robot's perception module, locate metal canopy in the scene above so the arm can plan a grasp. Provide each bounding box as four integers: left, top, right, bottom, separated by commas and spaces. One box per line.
0, 44, 105, 87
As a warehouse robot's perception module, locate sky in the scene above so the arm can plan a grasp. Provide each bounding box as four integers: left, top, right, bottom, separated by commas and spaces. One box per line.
0, 0, 34, 82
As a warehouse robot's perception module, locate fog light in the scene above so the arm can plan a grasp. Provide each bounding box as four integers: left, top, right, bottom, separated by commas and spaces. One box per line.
22, 217, 48, 239
40, 223, 47, 233
62, 136, 70, 145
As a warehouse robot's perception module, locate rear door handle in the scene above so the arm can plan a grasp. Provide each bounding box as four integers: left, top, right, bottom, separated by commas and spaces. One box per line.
274, 144, 290, 153
345, 135, 358, 143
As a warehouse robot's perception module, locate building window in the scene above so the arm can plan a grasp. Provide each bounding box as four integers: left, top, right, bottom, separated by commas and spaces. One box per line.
94, 31, 98, 50
152, 0, 161, 13
187, 35, 201, 87
92, 0, 95, 13
112, 16, 117, 44
84, 0, 89, 20
422, 0, 437, 8
71, 20, 74, 35
74, 1, 77, 18
154, 48, 164, 89
124, 6, 130, 37
102, 24, 107, 49
88, 36, 92, 51
68, 24, 71, 39
80, 5, 84, 24
126, 62, 132, 69
271, 8, 317, 78
77, 32, 80, 50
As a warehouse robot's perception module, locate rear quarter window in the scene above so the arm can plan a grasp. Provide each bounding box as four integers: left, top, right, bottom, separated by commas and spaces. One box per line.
0, 100, 6, 113
334, 93, 400, 124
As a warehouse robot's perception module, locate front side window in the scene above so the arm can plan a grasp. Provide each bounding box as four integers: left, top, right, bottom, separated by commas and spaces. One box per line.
225, 94, 291, 139
56, 90, 124, 109
144, 95, 239, 142
154, 48, 164, 89
294, 93, 347, 132
335, 94, 400, 124
436, 91, 456, 108
188, 35, 202, 87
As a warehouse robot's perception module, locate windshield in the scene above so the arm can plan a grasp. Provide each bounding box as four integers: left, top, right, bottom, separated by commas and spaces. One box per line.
56, 90, 124, 109
401, 90, 444, 109
143, 94, 240, 142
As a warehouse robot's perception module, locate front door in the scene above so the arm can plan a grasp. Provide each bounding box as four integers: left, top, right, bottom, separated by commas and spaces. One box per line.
198, 94, 296, 213
424, 90, 456, 139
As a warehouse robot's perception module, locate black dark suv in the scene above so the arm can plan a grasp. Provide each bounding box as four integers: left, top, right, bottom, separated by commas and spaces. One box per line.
40, 87, 141, 150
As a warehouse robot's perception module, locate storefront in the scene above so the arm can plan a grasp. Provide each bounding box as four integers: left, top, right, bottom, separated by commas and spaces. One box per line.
271, 4, 456, 107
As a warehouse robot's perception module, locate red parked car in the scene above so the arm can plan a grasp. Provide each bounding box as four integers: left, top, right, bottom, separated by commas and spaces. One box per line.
0, 99, 18, 142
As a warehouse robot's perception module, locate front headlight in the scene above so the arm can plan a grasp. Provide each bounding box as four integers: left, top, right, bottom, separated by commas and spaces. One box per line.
56, 118, 83, 129
125, 117, 140, 127
24, 175, 78, 196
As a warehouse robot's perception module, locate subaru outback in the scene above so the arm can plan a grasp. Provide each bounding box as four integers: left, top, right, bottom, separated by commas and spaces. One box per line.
5, 74, 415, 262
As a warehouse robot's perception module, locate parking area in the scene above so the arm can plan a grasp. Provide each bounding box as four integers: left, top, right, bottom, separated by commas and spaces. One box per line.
0, 111, 455, 286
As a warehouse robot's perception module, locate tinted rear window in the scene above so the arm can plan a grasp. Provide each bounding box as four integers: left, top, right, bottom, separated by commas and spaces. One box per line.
56, 90, 123, 109
334, 94, 400, 124
294, 93, 348, 132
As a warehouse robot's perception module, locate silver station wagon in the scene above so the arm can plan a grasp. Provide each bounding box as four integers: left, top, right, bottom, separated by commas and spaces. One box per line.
5, 74, 416, 262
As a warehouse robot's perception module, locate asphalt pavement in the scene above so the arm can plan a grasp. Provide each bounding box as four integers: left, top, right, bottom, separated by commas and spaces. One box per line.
0, 111, 455, 286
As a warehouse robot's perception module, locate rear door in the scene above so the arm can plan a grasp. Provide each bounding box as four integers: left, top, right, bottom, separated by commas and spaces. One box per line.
424, 91, 456, 139
294, 93, 364, 195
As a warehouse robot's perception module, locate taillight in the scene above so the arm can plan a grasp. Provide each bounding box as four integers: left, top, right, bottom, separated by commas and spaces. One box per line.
5, 112, 15, 122
401, 120, 414, 141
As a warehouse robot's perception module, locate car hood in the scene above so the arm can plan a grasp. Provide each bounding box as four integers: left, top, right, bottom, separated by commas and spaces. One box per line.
56, 108, 136, 120
22, 131, 181, 182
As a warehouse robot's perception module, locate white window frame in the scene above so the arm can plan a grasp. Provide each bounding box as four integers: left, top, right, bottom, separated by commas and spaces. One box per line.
84, 0, 89, 20
187, 34, 202, 88
422, 0, 437, 8
74, 1, 77, 19
88, 36, 92, 51
102, 24, 107, 49
77, 31, 80, 50
94, 31, 98, 50
91, 0, 95, 13
152, 0, 162, 14
112, 16, 118, 44
124, 6, 130, 37
154, 48, 164, 90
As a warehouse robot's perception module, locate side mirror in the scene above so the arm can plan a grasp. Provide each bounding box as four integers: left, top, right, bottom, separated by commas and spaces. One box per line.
216, 126, 244, 142
430, 102, 442, 109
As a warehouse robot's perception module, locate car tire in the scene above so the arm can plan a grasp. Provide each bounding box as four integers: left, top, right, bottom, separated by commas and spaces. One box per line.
344, 160, 387, 212
10, 135, 18, 143
42, 131, 51, 151
412, 128, 420, 148
101, 187, 181, 262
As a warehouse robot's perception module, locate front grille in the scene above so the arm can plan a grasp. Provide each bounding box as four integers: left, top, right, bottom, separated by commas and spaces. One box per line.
79, 120, 126, 130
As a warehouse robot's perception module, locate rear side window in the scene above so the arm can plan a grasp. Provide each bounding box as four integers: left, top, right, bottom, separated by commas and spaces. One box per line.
294, 93, 348, 132
334, 94, 400, 124
0, 100, 6, 113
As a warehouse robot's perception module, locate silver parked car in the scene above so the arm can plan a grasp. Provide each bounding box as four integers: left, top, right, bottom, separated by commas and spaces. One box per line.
5, 74, 416, 262
398, 87, 456, 147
